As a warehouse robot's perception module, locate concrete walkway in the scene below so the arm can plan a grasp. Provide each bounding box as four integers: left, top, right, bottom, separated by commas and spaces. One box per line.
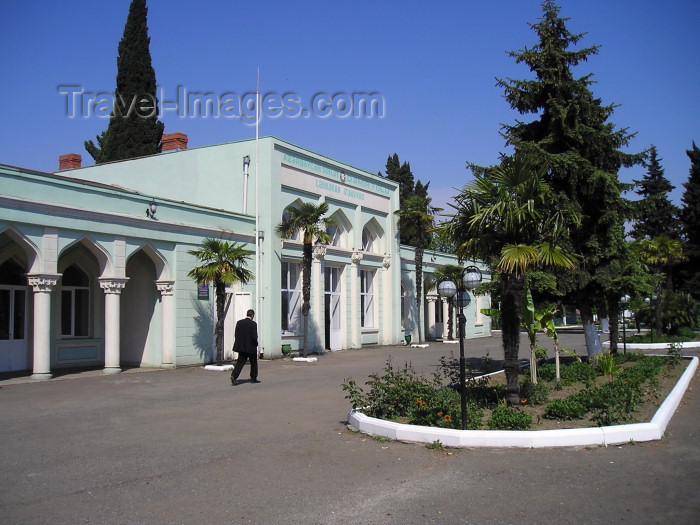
1, 332, 698, 524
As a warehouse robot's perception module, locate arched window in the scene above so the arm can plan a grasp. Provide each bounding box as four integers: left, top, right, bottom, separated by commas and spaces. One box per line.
327, 224, 344, 247
281, 209, 301, 241
362, 227, 374, 252
61, 264, 90, 337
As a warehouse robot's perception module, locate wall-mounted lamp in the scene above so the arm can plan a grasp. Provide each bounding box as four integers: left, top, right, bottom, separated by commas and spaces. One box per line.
242, 155, 251, 214
146, 198, 158, 219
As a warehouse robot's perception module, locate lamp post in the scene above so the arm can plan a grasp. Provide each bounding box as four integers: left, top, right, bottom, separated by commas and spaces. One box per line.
437, 266, 483, 430
644, 296, 657, 343
620, 294, 630, 355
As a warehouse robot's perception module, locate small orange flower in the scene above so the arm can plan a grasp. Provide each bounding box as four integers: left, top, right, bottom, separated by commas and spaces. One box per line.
437, 411, 443, 417
444, 415, 452, 422
521, 398, 527, 404
416, 398, 425, 407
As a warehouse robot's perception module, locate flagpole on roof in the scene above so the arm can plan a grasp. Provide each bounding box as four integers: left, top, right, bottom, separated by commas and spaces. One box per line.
254, 67, 262, 356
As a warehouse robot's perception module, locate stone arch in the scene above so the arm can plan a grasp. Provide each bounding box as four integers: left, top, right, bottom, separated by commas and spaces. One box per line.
361, 217, 384, 253
327, 209, 351, 248
58, 237, 111, 277
122, 247, 160, 366
127, 243, 169, 281
0, 226, 39, 273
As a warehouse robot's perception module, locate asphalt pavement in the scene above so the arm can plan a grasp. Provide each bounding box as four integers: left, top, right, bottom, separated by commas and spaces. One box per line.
1, 331, 698, 524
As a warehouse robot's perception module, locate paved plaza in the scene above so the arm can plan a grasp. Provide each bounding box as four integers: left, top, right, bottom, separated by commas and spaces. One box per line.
1, 332, 699, 524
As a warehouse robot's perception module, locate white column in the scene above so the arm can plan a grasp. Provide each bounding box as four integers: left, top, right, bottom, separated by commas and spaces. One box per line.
426, 295, 437, 339
28, 274, 60, 380
99, 278, 129, 374
311, 245, 326, 353
156, 281, 175, 367
381, 254, 393, 345
350, 252, 363, 348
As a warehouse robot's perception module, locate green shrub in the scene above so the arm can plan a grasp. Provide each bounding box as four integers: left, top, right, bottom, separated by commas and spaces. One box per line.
409, 387, 483, 430
559, 361, 596, 385
519, 379, 551, 406
538, 363, 556, 382
595, 353, 619, 377
544, 395, 589, 421
488, 404, 532, 430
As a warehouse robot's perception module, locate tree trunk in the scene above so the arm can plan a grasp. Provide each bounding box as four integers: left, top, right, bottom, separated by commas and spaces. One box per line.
415, 247, 424, 343
215, 280, 225, 364
501, 271, 525, 405
607, 294, 619, 354
301, 241, 313, 358
447, 299, 454, 340
579, 298, 602, 359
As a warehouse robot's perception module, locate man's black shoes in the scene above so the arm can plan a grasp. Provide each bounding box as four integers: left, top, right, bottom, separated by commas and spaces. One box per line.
231, 377, 238, 386
250, 379, 261, 384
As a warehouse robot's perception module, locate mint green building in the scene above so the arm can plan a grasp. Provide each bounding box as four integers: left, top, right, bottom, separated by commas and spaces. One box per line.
0, 135, 490, 377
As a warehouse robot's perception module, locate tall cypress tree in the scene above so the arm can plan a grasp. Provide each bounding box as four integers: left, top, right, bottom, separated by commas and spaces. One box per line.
630, 145, 680, 240
679, 142, 700, 296
496, 0, 643, 356
85, 0, 164, 163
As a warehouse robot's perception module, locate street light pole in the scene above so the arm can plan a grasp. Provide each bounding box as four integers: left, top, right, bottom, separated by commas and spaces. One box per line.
620, 295, 630, 355
437, 266, 482, 430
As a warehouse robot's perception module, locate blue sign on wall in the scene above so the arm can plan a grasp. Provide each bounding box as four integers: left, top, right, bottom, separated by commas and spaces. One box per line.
198, 284, 209, 300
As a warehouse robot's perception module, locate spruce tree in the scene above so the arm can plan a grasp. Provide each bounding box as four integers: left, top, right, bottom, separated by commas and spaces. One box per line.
630, 145, 680, 240
679, 142, 700, 296
85, 0, 164, 163
496, 0, 643, 356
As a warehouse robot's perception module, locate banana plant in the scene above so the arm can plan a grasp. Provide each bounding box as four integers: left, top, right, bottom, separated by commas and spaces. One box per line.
522, 288, 559, 384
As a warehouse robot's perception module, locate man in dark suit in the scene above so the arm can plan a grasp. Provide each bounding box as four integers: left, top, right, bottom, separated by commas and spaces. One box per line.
230, 309, 260, 385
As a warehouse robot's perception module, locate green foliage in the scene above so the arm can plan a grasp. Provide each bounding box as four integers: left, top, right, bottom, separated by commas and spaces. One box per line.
85, 0, 164, 163
409, 389, 483, 430
679, 142, 700, 297
595, 353, 619, 378
426, 440, 444, 451
342, 360, 437, 420
487, 404, 532, 430
544, 395, 589, 421
519, 380, 550, 406
630, 145, 681, 240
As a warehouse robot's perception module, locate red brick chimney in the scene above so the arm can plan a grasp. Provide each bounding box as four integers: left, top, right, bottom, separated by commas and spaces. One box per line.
161, 132, 188, 151
58, 153, 82, 170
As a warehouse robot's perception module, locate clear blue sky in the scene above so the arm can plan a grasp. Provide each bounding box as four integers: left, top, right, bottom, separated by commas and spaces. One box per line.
1, 0, 698, 212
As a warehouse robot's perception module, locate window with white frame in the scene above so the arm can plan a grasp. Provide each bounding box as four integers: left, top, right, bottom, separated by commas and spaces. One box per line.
281, 210, 301, 241
435, 297, 444, 323
360, 269, 375, 328
362, 227, 374, 252
401, 281, 409, 329
281, 261, 302, 332
61, 264, 90, 337
327, 223, 344, 247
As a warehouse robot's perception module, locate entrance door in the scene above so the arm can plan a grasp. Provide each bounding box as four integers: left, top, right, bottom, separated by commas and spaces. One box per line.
324, 267, 341, 351
0, 286, 28, 372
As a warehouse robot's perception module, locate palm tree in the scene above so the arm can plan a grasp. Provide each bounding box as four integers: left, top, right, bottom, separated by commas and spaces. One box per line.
395, 194, 439, 343
630, 235, 685, 335
275, 201, 336, 357
438, 154, 579, 405
188, 238, 253, 364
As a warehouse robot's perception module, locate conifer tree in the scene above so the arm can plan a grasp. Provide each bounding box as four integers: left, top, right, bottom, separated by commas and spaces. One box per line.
85, 0, 164, 163
630, 145, 680, 240
679, 142, 700, 296
383, 153, 415, 206
496, 0, 643, 356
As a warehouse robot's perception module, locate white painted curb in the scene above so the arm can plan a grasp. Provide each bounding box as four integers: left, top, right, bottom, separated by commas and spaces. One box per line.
204, 364, 234, 371
293, 357, 318, 363
347, 356, 698, 448
603, 340, 700, 350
